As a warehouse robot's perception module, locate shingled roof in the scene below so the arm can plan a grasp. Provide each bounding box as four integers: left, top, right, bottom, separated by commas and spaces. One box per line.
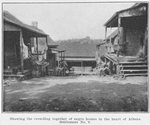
3, 11, 58, 54
3, 11, 48, 36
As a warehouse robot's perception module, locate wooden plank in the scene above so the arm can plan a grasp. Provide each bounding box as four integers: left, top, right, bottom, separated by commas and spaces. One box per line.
4, 74, 24, 77
122, 65, 148, 67
36, 37, 39, 60
104, 54, 118, 64
119, 62, 147, 64
125, 73, 148, 76
4, 22, 21, 31
122, 69, 147, 72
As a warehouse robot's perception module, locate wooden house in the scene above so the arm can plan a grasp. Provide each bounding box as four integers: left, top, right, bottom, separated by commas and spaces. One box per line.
100, 3, 148, 78
46, 40, 66, 76
3, 11, 49, 79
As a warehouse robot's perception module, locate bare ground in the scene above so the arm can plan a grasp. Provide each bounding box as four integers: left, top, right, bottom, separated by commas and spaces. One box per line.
3, 75, 148, 112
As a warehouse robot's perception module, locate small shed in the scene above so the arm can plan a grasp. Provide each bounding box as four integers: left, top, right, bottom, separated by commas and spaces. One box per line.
47, 44, 67, 75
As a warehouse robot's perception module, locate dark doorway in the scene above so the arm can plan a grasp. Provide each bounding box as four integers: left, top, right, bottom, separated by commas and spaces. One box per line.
4, 31, 20, 69
47, 53, 56, 70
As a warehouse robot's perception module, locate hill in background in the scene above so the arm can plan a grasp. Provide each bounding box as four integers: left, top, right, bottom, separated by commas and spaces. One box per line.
56, 37, 104, 57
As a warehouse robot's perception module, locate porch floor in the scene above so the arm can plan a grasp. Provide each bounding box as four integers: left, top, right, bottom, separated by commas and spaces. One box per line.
104, 54, 148, 78
3, 69, 32, 80
104, 54, 146, 64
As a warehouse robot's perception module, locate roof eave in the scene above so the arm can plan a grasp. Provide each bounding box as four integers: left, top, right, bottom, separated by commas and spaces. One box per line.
104, 3, 148, 27
104, 12, 118, 27
4, 18, 48, 37
48, 45, 59, 48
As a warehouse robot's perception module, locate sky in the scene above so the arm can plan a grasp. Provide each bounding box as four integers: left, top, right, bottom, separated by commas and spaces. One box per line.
3, 2, 135, 41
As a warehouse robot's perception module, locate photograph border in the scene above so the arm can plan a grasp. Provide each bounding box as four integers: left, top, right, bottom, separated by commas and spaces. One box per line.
1, 1, 150, 125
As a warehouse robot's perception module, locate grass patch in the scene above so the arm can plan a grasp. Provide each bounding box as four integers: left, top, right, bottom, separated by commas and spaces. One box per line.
3, 81, 148, 112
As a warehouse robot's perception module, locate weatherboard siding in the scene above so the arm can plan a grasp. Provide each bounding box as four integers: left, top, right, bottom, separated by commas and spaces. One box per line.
125, 28, 142, 56
4, 22, 21, 31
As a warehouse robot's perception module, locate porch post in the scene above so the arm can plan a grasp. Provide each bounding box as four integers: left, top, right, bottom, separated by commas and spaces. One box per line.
105, 26, 108, 54
45, 36, 48, 46
117, 17, 121, 76
30, 38, 32, 54
61, 52, 62, 62
118, 17, 121, 37
36, 37, 39, 60
20, 31, 24, 73
64, 51, 65, 61
109, 26, 112, 43
62, 52, 63, 61
117, 17, 121, 57
58, 52, 59, 68
109, 26, 112, 54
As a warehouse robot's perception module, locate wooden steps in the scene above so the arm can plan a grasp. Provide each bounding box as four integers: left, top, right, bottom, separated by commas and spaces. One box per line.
119, 62, 148, 78
121, 65, 147, 68
104, 54, 148, 78
123, 69, 147, 72
125, 73, 148, 77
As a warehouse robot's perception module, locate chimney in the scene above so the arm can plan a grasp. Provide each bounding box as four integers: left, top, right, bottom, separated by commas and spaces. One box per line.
31, 21, 38, 28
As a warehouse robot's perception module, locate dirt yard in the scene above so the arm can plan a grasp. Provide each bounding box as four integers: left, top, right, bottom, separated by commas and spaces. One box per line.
3, 75, 148, 112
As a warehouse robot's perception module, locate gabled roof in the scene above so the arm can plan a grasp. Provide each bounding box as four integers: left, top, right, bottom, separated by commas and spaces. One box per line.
37, 36, 58, 52
104, 3, 148, 27
3, 11, 48, 36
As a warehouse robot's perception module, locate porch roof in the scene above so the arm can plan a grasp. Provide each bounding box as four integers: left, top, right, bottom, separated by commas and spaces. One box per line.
96, 42, 106, 47
106, 29, 118, 40
104, 3, 148, 27
3, 11, 48, 37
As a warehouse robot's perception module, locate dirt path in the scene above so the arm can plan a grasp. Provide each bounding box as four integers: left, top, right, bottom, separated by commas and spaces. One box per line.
3, 76, 148, 112
5, 75, 147, 97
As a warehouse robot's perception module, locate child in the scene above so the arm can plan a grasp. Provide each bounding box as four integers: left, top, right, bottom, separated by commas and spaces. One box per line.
99, 56, 110, 76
